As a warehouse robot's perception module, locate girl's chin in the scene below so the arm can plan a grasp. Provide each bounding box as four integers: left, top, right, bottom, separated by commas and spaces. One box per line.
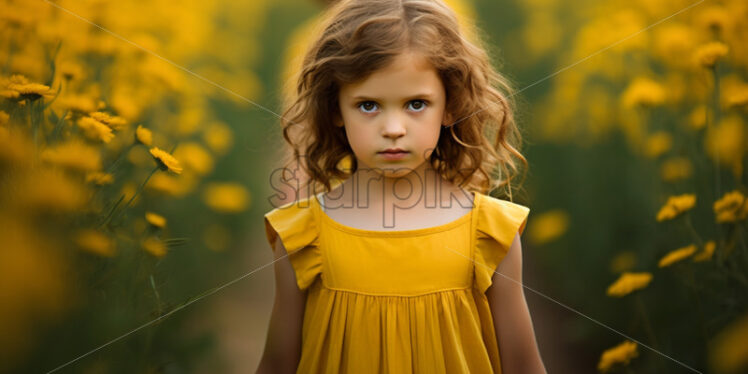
352, 158, 429, 178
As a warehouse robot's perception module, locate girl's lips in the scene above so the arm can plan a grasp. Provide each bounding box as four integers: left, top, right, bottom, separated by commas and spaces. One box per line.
378, 151, 409, 160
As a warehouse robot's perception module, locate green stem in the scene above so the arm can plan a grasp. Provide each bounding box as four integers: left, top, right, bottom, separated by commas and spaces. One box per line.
711, 64, 721, 198
143, 272, 158, 368
109, 166, 159, 226
90, 143, 135, 203
28, 99, 40, 165
106, 143, 135, 174
683, 214, 704, 246
98, 194, 124, 227
709, 64, 727, 257
635, 293, 659, 349
150, 274, 163, 316
50, 109, 69, 142
635, 293, 661, 372
162, 238, 190, 247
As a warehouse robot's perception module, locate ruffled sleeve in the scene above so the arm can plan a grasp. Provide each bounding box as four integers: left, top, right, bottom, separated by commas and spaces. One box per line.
473, 195, 530, 294
264, 197, 322, 291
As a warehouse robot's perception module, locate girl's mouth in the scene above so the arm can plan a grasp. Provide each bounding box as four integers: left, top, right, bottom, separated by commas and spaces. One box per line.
378, 151, 409, 160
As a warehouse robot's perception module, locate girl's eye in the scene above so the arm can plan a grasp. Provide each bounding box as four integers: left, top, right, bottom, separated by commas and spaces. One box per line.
356, 100, 428, 113
408, 99, 428, 112
358, 101, 378, 113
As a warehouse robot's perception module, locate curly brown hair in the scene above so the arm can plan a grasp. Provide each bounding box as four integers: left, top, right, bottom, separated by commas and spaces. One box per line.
275, 0, 528, 201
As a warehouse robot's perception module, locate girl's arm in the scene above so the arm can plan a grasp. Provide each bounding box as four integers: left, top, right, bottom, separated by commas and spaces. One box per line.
486, 232, 547, 374
255, 237, 307, 374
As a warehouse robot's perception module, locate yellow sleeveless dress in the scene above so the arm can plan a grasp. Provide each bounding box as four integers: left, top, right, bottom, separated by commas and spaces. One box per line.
263, 190, 530, 373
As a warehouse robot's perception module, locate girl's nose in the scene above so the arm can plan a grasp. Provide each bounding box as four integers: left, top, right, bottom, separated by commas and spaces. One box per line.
381, 114, 407, 139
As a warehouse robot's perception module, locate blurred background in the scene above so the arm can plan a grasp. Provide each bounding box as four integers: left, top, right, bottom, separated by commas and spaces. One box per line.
1, 0, 747, 372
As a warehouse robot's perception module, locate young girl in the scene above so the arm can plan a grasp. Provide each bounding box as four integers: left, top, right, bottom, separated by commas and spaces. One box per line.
257, 0, 546, 373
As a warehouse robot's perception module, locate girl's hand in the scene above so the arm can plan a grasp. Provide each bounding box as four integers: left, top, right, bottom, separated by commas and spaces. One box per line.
255, 237, 307, 374
486, 232, 548, 374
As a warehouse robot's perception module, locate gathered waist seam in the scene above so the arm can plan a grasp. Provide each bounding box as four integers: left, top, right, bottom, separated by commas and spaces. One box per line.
318, 283, 473, 298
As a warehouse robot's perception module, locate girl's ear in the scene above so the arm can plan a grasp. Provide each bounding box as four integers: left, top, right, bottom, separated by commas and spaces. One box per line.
442, 111, 453, 128
332, 112, 345, 127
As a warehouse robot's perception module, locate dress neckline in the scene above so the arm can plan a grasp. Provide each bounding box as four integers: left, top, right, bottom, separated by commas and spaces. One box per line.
315, 191, 480, 237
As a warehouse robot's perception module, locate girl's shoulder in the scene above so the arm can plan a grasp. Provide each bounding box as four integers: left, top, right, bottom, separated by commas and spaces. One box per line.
475, 194, 530, 244
263, 193, 320, 255
263, 193, 322, 291
473, 193, 530, 293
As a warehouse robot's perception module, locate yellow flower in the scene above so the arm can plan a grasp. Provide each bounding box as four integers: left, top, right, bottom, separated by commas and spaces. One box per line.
146, 173, 196, 198
694, 41, 729, 68
202, 182, 250, 213
4, 74, 27, 85
606, 272, 652, 297
57, 95, 98, 114
0, 89, 19, 100
709, 312, 748, 373
18, 168, 88, 212
13, 83, 55, 101
658, 244, 697, 268
656, 194, 696, 222
145, 212, 166, 228
74, 229, 115, 257
522, 13, 562, 58
644, 131, 672, 158
149, 147, 183, 174
0, 217, 69, 360
697, 6, 730, 33
598, 340, 638, 373
2, 74, 55, 101
723, 77, 748, 109
621, 77, 666, 108
202, 121, 234, 155
89, 111, 127, 131
661, 157, 692, 182
85, 171, 114, 185
135, 125, 152, 146
726, 88, 748, 108
58, 61, 85, 81
40, 140, 102, 172
146, 173, 180, 195
713, 190, 748, 223
173, 142, 214, 175
705, 116, 745, 175
528, 209, 569, 245
693, 241, 716, 262
652, 24, 695, 67
688, 105, 707, 131
0, 126, 33, 165
77, 116, 114, 143
142, 237, 167, 258
110, 87, 144, 121
175, 105, 203, 136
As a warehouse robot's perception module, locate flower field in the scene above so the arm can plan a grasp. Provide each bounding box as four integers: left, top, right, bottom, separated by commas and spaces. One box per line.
1, 0, 747, 373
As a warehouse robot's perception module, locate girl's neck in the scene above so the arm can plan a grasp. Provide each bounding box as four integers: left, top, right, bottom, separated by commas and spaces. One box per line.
327, 162, 471, 210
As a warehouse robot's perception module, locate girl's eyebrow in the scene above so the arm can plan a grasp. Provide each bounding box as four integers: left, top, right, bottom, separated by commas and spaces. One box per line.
351, 93, 435, 101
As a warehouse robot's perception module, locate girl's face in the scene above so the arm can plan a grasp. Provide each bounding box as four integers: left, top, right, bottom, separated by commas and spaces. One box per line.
337, 51, 450, 178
